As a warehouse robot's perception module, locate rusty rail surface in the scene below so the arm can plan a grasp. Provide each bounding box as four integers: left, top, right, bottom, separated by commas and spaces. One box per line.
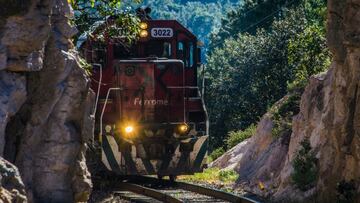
173, 181, 259, 203
123, 175, 261, 203
117, 182, 183, 203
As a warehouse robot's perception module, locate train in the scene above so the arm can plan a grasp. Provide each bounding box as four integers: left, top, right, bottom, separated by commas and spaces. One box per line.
80, 10, 209, 180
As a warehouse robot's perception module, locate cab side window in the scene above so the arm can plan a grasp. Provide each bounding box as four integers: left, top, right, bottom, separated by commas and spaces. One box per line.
178, 41, 191, 67
189, 42, 194, 68
177, 41, 185, 63
162, 42, 171, 58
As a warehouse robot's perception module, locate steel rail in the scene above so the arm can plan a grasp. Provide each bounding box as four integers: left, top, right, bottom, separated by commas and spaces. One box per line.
173, 181, 259, 203
117, 182, 183, 203
125, 176, 261, 203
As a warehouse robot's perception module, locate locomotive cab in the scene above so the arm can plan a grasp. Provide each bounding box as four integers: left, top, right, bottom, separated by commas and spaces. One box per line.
85, 18, 209, 177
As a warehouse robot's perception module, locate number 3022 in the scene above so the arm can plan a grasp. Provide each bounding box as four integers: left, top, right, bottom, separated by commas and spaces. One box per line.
151, 28, 173, 38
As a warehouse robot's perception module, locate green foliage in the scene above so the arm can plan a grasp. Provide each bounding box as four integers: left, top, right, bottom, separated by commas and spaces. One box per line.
78, 56, 92, 76
270, 92, 301, 137
206, 8, 306, 148
218, 169, 239, 183
303, 0, 327, 26
141, 0, 238, 60
70, 0, 141, 43
226, 124, 256, 149
208, 147, 225, 162
291, 137, 318, 191
209, 0, 303, 50
287, 24, 331, 92
95, 13, 141, 44
71, 0, 238, 57
180, 167, 238, 184
206, 0, 330, 149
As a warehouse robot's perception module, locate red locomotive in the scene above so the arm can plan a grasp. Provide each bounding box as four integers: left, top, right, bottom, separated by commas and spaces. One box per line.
81, 15, 208, 179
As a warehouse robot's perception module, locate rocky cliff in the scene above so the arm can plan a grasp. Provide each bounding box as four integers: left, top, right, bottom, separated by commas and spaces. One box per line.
211, 1, 360, 202
0, 0, 93, 202
0, 157, 27, 203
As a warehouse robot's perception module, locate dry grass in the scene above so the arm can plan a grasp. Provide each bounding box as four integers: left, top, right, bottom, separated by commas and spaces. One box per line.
178, 167, 238, 185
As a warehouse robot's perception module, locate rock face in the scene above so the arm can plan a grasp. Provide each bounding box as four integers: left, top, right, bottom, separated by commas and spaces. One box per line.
212, 1, 360, 202
0, 157, 27, 203
0, 72, 26, 156
210, 96, 294, 199
0, 0, 93, 202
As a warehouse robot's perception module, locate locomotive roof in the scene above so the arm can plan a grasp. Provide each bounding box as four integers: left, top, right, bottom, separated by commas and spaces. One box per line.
144, 19, 197, 39
76, 18, 197, 49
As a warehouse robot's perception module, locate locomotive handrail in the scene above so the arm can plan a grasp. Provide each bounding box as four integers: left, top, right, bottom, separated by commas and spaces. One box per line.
92, 63, 103, 118
166, 86, 199, 89
197, 88, 209, 135
99, 87, 122, 141
201, 64, 206, 99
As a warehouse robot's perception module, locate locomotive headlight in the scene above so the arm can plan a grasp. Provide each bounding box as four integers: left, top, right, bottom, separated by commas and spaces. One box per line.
178, 124, 189, 134
140, 30, 149, 38
125, 125, 134, 134
140, 22, 148, 29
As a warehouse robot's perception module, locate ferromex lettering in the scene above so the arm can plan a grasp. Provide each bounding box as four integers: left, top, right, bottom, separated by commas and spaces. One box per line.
134, 98, 169, 106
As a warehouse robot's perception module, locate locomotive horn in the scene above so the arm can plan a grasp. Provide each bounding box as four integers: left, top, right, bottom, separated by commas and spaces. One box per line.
136, 6, 152, 20
145, 7, 151, 14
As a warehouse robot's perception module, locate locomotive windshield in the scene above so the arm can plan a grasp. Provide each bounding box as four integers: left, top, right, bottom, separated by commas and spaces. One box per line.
145, 40, 172, 58
113, 40, 172, 59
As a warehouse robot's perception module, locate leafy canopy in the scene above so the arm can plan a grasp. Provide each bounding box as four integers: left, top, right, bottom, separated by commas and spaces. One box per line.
209, 0, 303, 50
206, 0, 330, 149
141, 0, 238, 60
69, 0, 141, 43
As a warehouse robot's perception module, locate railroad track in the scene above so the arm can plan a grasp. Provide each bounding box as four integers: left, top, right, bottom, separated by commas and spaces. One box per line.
112, 176, 262, 203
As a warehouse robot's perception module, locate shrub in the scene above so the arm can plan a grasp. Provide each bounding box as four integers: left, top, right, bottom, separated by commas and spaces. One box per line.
78, 57, 92, 76
218, 169, 238, 182
271, 92, 301, 138
226, 124, 256, 149
208, 147, 225, 162
180, 167, 238, 184
291, 137, 318, 191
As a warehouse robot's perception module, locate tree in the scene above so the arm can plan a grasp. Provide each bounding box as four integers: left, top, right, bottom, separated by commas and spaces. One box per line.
206, 9, 305, 148
142, 0, 237, 60
209, 0, 303, 51
206, 0, 329, 149
69, 0, 141, 43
